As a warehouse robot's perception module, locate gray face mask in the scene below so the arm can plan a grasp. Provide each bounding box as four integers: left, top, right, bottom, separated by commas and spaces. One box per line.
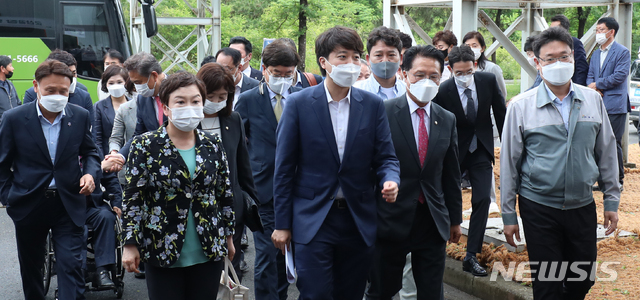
370, 61, 401, 80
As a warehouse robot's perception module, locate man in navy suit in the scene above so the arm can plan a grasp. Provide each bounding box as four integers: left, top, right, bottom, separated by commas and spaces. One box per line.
23, 49, 95, 122
235, 39, 303, 300
230, 36, 264, 82
214, 47, 260, 109
587, 17, 630, 188
0, 60, 100, 300
271, 26, 400, 300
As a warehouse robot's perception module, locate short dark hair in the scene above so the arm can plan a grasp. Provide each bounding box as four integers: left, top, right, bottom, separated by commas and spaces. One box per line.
158, 71, 206, 107
123, 52, 163, 77
228, 36, 253, 55
462, 31, 487, 69
0, 55, 11, 69
35, 59, 74, 83
524, 35, 537, 52
196, 63, 235, 117
262, 39, 300, 68
47, 49, 77, 67
448, 45, 475, 68
432, 30, 458, 47
367, 26, 402, 54
215, 47, 242, 67
104, 49, 125, 64
200, 55, 216, 67
402, 45, 445, 74
101, 66, 129, 93
550, 14, 570, 31
533, 27, 574, 58
315, 26, 364, 76
396, 30, 413, 49
597, 17, 619, 36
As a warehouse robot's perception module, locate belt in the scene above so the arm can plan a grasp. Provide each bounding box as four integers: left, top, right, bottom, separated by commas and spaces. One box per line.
44, 189, 59, 199
332, 198, 348, 209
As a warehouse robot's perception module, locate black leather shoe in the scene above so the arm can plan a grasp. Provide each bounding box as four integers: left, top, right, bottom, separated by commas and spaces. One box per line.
463, 257, 488, 277
95, 270, 115, 288
134, 270, 146, 279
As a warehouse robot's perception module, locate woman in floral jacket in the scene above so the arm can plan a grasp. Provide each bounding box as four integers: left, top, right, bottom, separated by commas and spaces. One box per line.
121, 71, 235, 300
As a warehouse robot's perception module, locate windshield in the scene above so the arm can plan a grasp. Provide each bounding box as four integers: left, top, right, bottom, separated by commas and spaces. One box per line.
631, 60, 640, 82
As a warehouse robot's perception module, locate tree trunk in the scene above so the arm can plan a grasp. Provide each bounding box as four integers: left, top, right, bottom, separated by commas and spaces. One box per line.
577, 7, 591, 38
491, 9, 503, 63
298, 0, 308, 71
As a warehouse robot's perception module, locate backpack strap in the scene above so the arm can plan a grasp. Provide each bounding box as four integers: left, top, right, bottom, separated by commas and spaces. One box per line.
303, 72, 318, 86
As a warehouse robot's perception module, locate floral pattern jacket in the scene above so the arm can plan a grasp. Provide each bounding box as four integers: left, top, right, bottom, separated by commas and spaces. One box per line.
121, 126, 235, 267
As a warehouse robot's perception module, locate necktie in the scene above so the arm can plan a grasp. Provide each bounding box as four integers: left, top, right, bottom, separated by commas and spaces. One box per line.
464, 88, 478, 153
274, 94, 283, 122
155, 96, 164, 127
416, 108, 428, 204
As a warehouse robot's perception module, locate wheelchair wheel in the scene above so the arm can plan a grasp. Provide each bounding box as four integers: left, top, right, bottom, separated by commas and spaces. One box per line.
113, 216, 125, 299
42, 231, 54, 295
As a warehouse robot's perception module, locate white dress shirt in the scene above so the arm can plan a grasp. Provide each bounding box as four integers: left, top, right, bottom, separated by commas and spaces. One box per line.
232, 75, 244, 110
324, 81, 351, 199
242, 66, 252, 78
455, 78, 478, 115
353, 75, 406, 100
407, 97, 431, 148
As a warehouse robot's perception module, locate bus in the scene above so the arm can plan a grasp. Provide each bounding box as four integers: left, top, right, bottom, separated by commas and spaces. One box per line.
0, 0, 133, 103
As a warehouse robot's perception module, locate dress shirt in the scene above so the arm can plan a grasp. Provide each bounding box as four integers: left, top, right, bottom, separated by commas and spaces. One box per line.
294, 70, 304, 88
242, 66, 251, 78
233, 75, 244, 110
0, 79, 8, 90
268, 84, 291, 109
543, 82, 575, 132
407, 97, 431, 147
600, 41, 613, 69
441, 65, 452, 82
36, 101, 66, 188
324, 81, 351, 199
455, 78, 478, 115
353, 75, 406, 100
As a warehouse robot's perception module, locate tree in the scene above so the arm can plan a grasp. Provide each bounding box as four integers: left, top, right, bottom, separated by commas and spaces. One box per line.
576, 7, 592, 38
298, 0, 308, 71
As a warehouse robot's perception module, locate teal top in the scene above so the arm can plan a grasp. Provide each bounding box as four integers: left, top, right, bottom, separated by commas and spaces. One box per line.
172, 146, 209, 268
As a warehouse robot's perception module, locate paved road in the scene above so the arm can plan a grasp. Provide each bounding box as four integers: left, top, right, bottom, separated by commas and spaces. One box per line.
0, 210, 478, 300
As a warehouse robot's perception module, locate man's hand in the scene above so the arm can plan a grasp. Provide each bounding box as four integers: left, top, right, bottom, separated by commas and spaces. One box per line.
588, 82, 597, 90
113, 206, 122, 218
271, 229, 292, 255
227, 235, 236, 261
503, 224, 521, 248
449, 224, 462, 243
79, 174, 95, 195
102, 154, 125, 173
381, 181, 398, 203
122, 244, 140, 273
604, 211, 619, 235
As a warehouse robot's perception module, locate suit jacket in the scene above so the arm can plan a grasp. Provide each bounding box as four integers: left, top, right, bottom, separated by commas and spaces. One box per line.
218, 112, 259, 227
119, 95, 167, 159
108, 99, 137, 153
24, 86, 95, 124
434, 72, 506, 163
234, 83, 302, 205
273, 84, 400, 247
0, 101, 101, 226
297, 70, 324, 88
587, 41, 631, 114
241, 74, 260, 93
248, 67, 263, 82
378, 95, 462, 242
94, 97, 129, 156
572, 37, 589, 86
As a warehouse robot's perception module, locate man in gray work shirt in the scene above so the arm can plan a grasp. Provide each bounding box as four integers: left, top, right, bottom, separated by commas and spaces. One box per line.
500, 27, 620, 300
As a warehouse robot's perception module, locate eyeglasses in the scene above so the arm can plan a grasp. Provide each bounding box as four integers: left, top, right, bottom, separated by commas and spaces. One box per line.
267, 69, 294, 80
453, 70, 474, 77
537, 55, 572, 64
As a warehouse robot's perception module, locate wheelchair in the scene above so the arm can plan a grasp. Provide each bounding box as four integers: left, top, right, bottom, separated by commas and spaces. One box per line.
42, 194, 125, 299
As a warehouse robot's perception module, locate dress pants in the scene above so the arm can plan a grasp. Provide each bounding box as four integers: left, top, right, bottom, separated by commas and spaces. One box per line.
519, 196, 597, 300
295, 205, 374, 300
145, 259, 223, 300
85, 206, 117, 268
461, 149, 493, 254
13, 195, 86, 300
608, 113, 625, 185
253, 199, 289, 300
367, 202, 446, 300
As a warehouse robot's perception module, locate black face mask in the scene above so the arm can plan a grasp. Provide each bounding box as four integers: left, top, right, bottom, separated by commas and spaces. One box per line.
440, 49, 449, 58
5, 71, 13, 79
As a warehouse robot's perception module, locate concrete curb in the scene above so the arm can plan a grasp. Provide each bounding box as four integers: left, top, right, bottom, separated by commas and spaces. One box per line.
443, 257, 533, 300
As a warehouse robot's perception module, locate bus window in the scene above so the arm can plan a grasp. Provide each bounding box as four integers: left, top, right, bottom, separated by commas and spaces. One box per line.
0, 0, 55, 38
62, 4, 111, 80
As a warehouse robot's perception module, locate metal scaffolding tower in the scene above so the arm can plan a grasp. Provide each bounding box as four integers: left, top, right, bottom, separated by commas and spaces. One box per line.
129, 0, 221, 73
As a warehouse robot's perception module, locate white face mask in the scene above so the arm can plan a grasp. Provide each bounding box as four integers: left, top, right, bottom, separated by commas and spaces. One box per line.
267, 71, 293, 95
324, 59, 360, 88
134, 75, 156, 97
39, 92, 68, 113
471, 48, 482, 61
454, 73, 474, 88
203, 99, 227, 115
595, 31, 609, 45
527, 57, 537, 68
409, 79, 439, 104
167, 105, 204, 132
69, 77, 77, 93
107, 84, 127, 98
541, 61, 574, 86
